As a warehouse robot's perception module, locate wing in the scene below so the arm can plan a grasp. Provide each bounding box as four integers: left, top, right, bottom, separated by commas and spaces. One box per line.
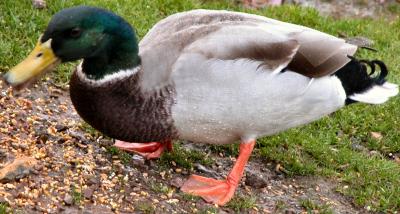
138, 9, 357, 90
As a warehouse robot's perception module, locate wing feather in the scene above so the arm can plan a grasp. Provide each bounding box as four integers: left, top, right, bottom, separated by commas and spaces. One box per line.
138, 9, 358, 90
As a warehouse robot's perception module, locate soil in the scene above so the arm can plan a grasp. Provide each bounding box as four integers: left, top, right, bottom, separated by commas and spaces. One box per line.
0, 79, 363, 214
292, 0, 400, 20
245, 0, 400, 20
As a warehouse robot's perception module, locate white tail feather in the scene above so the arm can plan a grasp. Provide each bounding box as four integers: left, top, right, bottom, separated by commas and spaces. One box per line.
349, 82, 399, 104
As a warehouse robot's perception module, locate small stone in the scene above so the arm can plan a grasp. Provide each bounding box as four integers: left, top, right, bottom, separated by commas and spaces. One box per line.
32, 0, 46, 9
63, 194, 73, 205
55, 124, 68, 132
243, 0, 282, 8
394, 156, 400, 164
132, 155, 145, 166
170, 177, 184, 188
351, 143, 367, 152
166, 198, 179, 204
4, 183, 16, 189
245, 171, 270, 188
369, 150, 380, 156
275, 164, 285, 173
285, 209, 296, 214
11, 142, 28, 150
110, 201, 118, 210
0, 150, 7, 161
83, 187, 94, 199
370, 132, 383, 140
0, 157, 37, 183
194, 163, 219, 179
86, 176, 100, 185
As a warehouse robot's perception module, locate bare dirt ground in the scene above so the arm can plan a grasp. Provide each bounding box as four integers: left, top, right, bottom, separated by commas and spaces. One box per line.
290, 0, 399, 20
245, 0, 399, 20
0, 80, 361, 214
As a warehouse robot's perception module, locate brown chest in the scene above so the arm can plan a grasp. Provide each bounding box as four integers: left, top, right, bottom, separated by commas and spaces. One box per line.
69, 72, 178, 142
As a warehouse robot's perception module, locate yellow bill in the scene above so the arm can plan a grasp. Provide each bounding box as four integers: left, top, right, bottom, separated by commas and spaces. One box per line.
3, 38, 61, 89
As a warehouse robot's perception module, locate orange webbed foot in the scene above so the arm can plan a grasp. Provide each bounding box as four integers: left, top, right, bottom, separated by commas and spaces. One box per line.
181, 140, 256, 205
114, 140, 172, 159
181, 174, 236, 205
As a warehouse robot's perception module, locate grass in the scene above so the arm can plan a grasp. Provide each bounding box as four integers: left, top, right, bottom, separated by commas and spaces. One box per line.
134, 201, 156, 214
0, 0, 399, 212
0, 203, 9, 214
275, 200, 287, 212
300, 199, 333, 214
70, 185, 83, 205
149, 181, 172, 194
106, 146, 132, 165
197, 207, 219, 214
180, 192, 202, 202
157, 142, 214, 170
226, 195, 257, 213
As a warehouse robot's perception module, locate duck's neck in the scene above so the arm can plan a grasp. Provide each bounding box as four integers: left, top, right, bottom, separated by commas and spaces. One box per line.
82, 36, 141, 80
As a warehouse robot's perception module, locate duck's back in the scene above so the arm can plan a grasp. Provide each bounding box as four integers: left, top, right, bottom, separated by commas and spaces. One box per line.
138, 9, 357, 91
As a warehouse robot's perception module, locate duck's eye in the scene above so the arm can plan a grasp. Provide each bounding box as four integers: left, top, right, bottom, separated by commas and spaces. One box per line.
69, 27, 82, 38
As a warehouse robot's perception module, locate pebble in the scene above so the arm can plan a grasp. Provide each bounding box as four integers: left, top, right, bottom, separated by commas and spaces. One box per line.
32, 0, 46, 9
0, 157, 36, 183
84, 187, 94, 200
194, 163, 220, 179
170, 177, 184, 188
0, 149, 8, 161
370, 132, 383, 140
166, 199, 179, 204
351, 143, 367, 152
245, 171, 270, 188
63, 194, 73, 205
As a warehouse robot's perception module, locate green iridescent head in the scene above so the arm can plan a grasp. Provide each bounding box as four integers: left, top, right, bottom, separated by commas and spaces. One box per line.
4, 6, 140, 88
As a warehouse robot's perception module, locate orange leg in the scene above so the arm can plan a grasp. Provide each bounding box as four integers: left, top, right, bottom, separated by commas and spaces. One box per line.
114, 140, 173, 159
181, 140, 255, 205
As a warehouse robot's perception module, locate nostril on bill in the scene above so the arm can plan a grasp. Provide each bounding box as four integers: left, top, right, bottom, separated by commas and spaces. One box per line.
36, 52, 43, 58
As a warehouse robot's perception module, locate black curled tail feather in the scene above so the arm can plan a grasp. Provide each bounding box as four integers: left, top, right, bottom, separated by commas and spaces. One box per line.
333, 56, 389, 104
369, 60, 388, 85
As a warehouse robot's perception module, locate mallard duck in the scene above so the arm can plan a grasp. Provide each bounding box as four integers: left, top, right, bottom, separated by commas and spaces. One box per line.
3, 6, 398, 205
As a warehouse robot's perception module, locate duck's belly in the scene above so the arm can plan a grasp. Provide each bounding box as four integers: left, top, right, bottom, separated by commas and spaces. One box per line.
170, 54, 346, 144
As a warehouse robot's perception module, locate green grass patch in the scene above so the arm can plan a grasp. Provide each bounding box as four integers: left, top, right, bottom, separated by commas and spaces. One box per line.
134, 201, 156, 214
78, 121, 103, 139
1, 0, 400, 212
149, 181, 172, 194
0, 202, 9, 214
179, 192, 202, 202
274, 200, 287, 212
158, 142, 214, 170
226, 195, 257, 213
70, 185, 83, 205
300, 199, 333, 214
197, 206, 218, 214
106, 146, 132, 165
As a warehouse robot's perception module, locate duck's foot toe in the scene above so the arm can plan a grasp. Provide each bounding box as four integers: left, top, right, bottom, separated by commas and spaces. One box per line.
114, 140, 172, 159
181, 174, 236, 206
